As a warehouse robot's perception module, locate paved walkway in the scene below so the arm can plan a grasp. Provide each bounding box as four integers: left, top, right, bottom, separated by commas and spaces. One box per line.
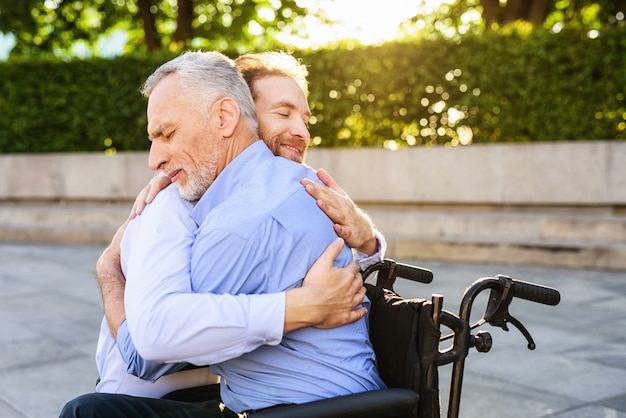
0, 242, 624, 418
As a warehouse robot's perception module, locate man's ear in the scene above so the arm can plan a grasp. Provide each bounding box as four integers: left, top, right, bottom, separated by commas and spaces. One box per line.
215, 97, 240, 138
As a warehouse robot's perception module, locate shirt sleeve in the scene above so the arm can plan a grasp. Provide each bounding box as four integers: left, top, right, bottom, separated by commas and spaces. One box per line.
352, 228, 387, 271
124, 190, 284, 366
116, 319, 190, 381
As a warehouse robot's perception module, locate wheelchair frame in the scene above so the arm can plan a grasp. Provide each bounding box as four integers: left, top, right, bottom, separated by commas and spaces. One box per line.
254, 259, 561, 418
165, 259, 561, 418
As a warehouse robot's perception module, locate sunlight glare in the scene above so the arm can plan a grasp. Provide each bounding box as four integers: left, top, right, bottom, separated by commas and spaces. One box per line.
292, 0, 444, 48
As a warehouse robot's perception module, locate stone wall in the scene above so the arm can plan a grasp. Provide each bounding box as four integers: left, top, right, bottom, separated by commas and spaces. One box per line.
1, 141, 625, 269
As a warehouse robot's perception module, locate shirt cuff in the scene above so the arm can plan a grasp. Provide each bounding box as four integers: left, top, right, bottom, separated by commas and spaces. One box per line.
352, 229, 387, 271
116, 319, 134, 364
247, 293, 285, 347
117, 318, 189, 381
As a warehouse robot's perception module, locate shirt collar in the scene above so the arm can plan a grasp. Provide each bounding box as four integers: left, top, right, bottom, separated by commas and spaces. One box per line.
191, 140, 272, 226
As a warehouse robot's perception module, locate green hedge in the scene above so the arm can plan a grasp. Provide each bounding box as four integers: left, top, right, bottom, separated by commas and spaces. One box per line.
300, 26, 626, 147
0, 27, 624, 153
0, 55, 173, 153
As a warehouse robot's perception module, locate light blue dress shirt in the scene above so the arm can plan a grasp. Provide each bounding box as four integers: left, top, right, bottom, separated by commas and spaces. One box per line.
123, 141, 385, 412
96, 184, 218, 397
97, 194, 387, 396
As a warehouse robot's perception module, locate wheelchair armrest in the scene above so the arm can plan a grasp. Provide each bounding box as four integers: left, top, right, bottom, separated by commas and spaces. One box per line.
253, 388, 418, 418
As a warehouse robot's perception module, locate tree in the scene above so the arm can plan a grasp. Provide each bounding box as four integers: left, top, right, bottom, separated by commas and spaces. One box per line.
479, 0, 626, 28
402, 0, 626, 40
0, 0, 311, 58
481, 0, 553, 26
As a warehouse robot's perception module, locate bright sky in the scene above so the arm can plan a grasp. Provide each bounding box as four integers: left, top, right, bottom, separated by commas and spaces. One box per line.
292, 0, 444, 48
294, 0, 418, 47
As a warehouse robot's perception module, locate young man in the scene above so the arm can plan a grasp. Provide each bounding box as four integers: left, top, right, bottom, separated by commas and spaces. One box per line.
62, 51, 385, 417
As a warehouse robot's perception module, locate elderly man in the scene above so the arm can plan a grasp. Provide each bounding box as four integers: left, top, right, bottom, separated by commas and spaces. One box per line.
60, 51, 385, 417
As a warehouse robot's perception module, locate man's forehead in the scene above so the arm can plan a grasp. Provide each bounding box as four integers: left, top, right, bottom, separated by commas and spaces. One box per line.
148, 75, 181, 108
254, 76, 309, 112
255, 76, 305, 99
147, 76, 182, 126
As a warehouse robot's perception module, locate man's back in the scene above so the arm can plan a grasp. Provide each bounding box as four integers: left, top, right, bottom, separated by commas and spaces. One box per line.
190, 141, 385, 411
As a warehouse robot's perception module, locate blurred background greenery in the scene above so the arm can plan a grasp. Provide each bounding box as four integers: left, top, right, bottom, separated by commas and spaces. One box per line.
0, 0, 624, 153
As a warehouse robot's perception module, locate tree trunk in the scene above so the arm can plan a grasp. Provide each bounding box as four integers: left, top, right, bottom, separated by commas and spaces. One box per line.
481, 0, 501, 27
502, 0, 530, 23
137, 0, 161, 51
174, 0, 194, 45
528, 0, 553, 25
481, 0, 552, 26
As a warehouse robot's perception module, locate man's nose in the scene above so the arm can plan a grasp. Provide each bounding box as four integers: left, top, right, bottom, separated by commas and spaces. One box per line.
291, 118, 311, 140
148, 141, 168, 171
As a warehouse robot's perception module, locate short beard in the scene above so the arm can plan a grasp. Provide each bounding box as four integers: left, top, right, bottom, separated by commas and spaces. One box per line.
177, 149, 222, 203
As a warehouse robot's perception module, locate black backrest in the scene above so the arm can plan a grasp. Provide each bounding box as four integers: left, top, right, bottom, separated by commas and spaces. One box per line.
366, 284, 442, 418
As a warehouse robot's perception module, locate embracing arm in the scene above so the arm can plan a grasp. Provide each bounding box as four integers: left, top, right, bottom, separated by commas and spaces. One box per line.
97, 216, 191, 380
284, 238, 366, 332
131, 169, 386, 267
96, 221, 128, 339
126, 236, 366, 365
301, 168, 386, 267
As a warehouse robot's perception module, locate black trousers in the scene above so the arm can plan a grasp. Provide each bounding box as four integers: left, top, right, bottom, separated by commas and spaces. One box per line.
60, 393, 246, 418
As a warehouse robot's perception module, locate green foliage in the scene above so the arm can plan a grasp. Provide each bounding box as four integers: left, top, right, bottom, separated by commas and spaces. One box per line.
0, 54, 175, 153
299, 25, 626, 148
0, 0, 307, 58
405, 0, 625, 41
0, 27, 624, 153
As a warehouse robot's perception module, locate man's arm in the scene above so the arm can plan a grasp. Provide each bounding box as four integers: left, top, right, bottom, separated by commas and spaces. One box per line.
130, 170, 384, 264
96, 221, 128, 339
110, 237, 362, 380
97, 216, 191, 380
119, 185, 368, 375
125, 234, 366, 366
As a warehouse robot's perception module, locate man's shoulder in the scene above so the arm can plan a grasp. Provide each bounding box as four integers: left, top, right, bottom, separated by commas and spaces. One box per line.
200, 160, 314, 233
149, 185, 193, 212
129, 184, 194, 232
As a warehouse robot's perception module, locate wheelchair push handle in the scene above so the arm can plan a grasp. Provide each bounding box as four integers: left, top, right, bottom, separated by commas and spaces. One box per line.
509, 277, 560, 306
361, 259, 433, 290
394, 262, 434, 284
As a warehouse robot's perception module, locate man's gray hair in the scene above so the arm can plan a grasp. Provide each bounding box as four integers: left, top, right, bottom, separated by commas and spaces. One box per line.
141, 51, 258, 132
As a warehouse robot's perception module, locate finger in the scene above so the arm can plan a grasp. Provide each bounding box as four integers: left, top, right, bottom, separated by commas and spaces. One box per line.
316, 168, 346, 196
319, 198, 348, 225
335, 223, 360, 247
315, 197, 327, 211
303, 181, 347, 221
351, 307, 367, 321
145, 188, 158, 204
146, 174, 172, 204
128, 205, 138, 220
318, 237, 345, 266
302, 178, 323, 199
135, 199, 148, 216
302, 178, 338, 203
350, 275, 365, 296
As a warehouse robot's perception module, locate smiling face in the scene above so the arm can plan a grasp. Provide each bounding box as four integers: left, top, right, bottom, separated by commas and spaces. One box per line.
146, 74, 224, 202
252, 75, 311, 163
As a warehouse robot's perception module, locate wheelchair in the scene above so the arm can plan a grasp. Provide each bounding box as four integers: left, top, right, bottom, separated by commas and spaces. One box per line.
164, 259, 561, 418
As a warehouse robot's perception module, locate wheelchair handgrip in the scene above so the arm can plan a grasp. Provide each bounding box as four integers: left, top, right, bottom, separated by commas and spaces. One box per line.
394, 262, 433, 284
511, 279, 560, 306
